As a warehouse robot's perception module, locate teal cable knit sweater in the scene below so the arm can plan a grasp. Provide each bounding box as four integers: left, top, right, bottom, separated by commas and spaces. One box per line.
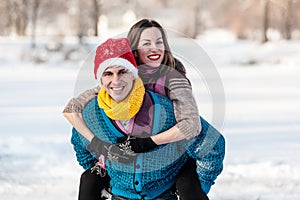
71, 91, 225, 198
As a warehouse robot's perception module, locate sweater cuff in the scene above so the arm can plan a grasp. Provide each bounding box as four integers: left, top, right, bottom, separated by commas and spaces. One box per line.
176, 119, 201, 139
62, 98, 83, 113
201, 182, 211, 194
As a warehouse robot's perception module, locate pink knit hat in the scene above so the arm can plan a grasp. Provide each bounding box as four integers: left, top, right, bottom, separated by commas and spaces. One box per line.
94, 38, 138, 80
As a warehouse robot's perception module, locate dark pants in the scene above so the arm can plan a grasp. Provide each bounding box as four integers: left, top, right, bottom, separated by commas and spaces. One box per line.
176, 157, 209, 200
78, 167, 110, 200
112, 189, 177, 200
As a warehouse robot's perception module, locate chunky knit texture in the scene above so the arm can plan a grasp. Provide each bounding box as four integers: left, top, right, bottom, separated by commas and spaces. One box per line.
72, 91, 188, 199
185, 116, 225, 192
71, 91, 225, 198
139, 65, 201, 139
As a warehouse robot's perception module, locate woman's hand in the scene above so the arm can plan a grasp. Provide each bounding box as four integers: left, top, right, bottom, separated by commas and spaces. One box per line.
117, 135, 158, 153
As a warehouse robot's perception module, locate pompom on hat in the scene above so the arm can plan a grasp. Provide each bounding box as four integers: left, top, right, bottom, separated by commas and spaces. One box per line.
94, 38, 138, 81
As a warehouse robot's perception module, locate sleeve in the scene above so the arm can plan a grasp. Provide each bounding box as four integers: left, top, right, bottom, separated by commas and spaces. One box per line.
63, 86, 99, 113
70, 127, 97, 170
167, 74, 201, 139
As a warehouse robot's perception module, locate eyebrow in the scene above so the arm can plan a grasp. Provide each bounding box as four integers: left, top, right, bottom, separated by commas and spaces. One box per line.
118, 68, 128, 73
103, 68, 128, 73
141, 37, 163, 42
102, 71, 112, 75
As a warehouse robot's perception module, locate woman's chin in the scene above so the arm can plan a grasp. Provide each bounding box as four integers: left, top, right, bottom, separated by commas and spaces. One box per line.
146, 63, 161, 68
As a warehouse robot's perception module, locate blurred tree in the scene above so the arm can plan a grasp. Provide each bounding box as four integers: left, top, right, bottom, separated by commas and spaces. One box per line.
174, 0, 205, 38
12, 0, 29, 36
0, 0, 11, 35
30, 0, 40, 48
92, 0, 102, 36
293, 0, 300, 39
78, 0, 102, 37
262, 0, 270, 43
0, 0, 300, 41
192, 2, 201, 39
211, 0, 259, 39
267, 0, 297, 40
282, 0, 292, 40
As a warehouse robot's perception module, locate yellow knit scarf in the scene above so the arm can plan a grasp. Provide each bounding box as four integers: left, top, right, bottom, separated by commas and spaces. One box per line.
97, 77, 145, 120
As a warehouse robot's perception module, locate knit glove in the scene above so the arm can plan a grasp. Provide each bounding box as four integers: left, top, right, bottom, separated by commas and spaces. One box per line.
117, 135, 158, 153
87, 137, 136, 163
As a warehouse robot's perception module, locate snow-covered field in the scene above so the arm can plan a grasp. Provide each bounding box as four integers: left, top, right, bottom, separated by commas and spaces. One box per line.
0, 30, 299, 200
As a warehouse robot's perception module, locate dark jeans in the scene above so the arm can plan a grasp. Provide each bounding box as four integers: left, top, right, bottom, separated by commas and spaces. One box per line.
78, 167, 110, 200
176, 157, 209, 200
112, 188, 178, 200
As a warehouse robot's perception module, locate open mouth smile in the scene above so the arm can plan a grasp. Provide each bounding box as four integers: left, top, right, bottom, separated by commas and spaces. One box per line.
148, 54, 161, 61
110, 86, 124, 91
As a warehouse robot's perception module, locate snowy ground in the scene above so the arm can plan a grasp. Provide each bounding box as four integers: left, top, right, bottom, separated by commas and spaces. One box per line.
0, 30, 299, 200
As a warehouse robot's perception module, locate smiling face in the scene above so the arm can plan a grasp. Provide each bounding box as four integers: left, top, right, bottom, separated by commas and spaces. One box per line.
137, 27, 165, 68
101, 66, 135, 103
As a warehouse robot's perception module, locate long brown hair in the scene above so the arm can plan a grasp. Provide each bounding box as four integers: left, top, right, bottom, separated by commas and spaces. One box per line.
127, 19, 186, 75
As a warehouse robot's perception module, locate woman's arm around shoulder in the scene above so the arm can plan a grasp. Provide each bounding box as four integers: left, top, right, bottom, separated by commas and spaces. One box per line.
63, 86, 99, 142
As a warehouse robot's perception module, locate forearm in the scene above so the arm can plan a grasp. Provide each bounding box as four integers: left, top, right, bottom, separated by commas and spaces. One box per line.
168, 77, 201, 139
63, 112, 95, 142
62, 87, 99, 141
151, 126, 186, 145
